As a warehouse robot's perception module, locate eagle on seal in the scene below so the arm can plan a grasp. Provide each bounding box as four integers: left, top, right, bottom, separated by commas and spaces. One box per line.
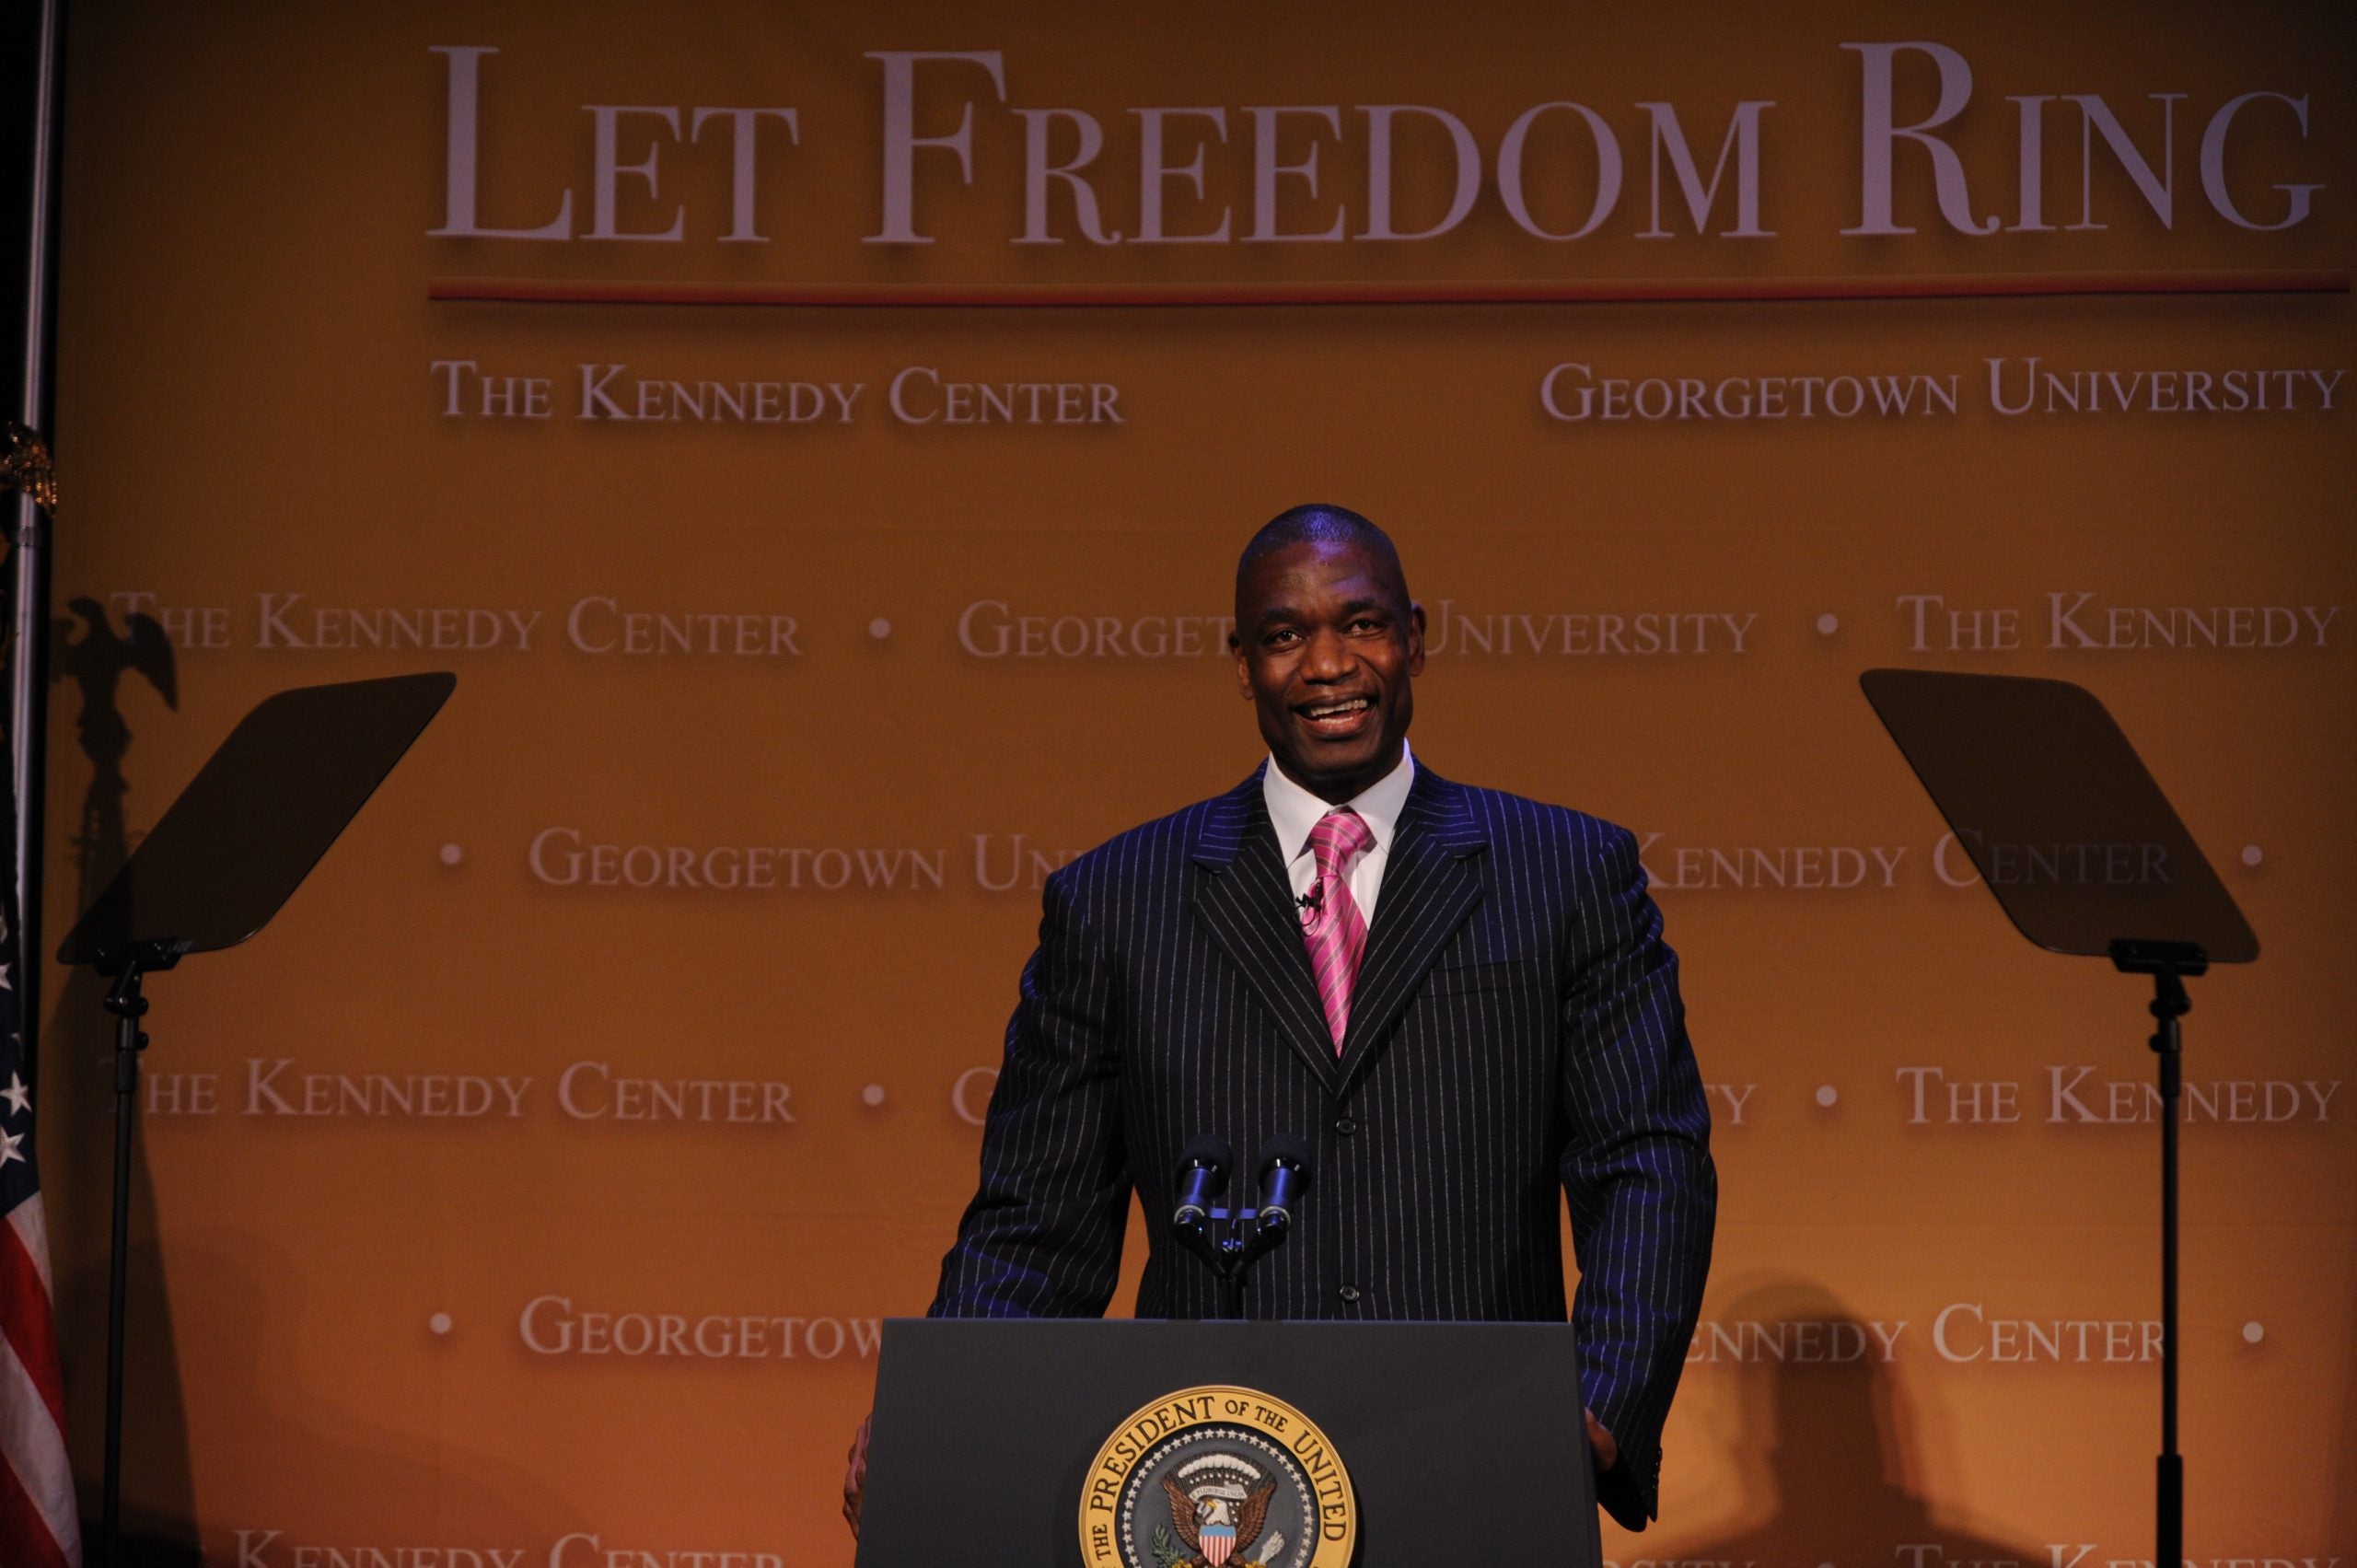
1163, 1473, 1275, 1567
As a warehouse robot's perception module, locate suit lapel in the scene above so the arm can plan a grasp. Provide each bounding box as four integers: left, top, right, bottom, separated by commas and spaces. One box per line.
1190, 771, 1345, 1093
1337, 768, 1489, 1095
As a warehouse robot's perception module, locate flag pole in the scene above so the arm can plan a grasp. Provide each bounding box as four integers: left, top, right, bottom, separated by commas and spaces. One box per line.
9, 0, 65, 1098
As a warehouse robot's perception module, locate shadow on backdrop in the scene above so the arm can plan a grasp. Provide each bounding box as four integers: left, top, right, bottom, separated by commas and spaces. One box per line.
48, 596, 199, 1562
1678, 1281, 2043, 1568
117, 1232, 593, 1554
56, 595, 174, 893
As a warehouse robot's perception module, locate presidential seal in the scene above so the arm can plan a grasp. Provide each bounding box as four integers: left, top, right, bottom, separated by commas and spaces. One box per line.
1079, 1385, 1356, 1568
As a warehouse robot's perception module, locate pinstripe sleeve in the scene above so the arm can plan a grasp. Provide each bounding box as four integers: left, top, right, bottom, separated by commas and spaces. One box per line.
928, 866, 1132, 1318
1558, 821, 1717, 1527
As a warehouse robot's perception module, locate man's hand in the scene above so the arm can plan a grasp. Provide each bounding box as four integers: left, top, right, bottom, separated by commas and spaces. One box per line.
843, 1413, 871, 1538
1584, 1407, 1619, 1471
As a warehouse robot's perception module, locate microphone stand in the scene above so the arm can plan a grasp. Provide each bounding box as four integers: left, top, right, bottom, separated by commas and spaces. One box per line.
1172, 1144, 1306, 1319
1172, 1202, 1253, 1318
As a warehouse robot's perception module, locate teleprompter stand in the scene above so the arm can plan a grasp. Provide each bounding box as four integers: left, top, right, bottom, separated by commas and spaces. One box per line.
1861, 669, 2258, 1568
56, 672, 456, 1568
855, 1319, 1599, 1568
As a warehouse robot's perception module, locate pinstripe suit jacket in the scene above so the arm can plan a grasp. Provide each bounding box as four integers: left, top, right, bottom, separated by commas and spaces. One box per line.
929, 762, 1715, 1528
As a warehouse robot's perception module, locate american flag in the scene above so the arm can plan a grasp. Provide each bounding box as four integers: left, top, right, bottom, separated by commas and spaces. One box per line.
2, 446, 79, 1562
0, 969, 80, 1568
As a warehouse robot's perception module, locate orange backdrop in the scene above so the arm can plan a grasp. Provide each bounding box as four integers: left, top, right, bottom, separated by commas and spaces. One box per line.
32, 2, 2356, 1563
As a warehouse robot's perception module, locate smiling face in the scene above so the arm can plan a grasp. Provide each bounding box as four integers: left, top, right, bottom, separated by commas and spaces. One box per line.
1230, 538, 1425, 803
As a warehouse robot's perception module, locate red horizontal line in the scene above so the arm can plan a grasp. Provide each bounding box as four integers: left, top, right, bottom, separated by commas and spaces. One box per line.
427, 270, 2350, 308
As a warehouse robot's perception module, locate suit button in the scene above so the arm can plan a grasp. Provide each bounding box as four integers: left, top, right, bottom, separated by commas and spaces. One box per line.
1334, 1117, 1357, 1136
1337, 1284, 1362, 1304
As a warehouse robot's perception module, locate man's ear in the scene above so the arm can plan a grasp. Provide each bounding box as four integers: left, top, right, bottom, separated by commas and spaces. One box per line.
1406, 601, 1427, 676
1230, 633, 1255, 699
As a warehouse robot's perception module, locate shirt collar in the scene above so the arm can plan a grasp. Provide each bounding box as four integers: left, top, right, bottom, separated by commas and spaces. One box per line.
1260, 740, 1416, 863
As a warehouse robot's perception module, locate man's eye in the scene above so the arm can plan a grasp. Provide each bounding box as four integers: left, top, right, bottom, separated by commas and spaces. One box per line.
1266, 629, 1299, 646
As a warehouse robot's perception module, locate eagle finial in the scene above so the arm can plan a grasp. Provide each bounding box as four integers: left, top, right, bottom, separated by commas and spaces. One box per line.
0, 422, 57, 515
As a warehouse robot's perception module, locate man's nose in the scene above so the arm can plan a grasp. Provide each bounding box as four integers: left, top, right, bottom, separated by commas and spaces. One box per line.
1298, 627, 1352, 680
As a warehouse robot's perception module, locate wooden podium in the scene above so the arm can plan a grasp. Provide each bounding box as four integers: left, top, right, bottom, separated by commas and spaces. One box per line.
855, 1318, 1601, 1568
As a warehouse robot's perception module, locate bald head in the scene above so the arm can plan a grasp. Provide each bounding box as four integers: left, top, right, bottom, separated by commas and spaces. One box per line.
1235, 504, 1411, 623
1228, 504, 1426, 801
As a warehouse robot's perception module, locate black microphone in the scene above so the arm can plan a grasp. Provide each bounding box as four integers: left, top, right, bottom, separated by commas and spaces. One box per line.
1254, 1134, 1313, 1235
1171, 1134, 1232, 1232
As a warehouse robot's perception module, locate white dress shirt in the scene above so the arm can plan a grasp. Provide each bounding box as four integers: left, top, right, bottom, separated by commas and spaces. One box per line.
1260, 741, 1416, 926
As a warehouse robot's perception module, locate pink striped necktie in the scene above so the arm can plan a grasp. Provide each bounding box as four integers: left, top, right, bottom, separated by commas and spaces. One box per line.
1301, 807, 1375, 1052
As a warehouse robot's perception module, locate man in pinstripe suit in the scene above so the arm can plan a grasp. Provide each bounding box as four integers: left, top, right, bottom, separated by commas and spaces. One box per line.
851, 505, 1714, 1534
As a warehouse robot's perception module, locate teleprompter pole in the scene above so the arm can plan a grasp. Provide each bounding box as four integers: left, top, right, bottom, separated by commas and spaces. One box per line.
2114, 937, 2200, 1568
98, 940, 180, 1568
2153, 968, 2188, 1568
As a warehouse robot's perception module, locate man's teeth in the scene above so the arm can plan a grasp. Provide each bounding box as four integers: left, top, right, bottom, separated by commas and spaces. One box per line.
1306, 698, 1371, 718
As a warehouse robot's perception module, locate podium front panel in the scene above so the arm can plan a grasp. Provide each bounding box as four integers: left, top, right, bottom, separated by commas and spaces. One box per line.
856, 1318, 1599, 1568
